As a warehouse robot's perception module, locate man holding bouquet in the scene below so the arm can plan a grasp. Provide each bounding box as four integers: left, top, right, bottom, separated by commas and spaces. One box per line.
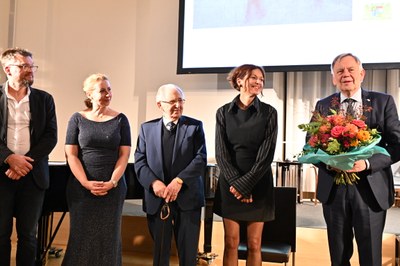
309, 53, 400, 266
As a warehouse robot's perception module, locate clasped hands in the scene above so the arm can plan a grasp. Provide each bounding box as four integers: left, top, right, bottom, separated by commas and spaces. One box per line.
230, 186, 253, 203
152, 178, 182, 203
84, 180, 114, 196
5, 154, 34, 180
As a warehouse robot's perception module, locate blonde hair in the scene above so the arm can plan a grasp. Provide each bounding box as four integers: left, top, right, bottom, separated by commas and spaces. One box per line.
82, 73, 109, 108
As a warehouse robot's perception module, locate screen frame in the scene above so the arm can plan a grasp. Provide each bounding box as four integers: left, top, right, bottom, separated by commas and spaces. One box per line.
177, 0, 400, 74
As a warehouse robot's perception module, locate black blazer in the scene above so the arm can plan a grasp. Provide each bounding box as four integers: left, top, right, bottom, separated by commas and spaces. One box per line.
314, 89, 400, 210
134, 115, 207, 215
0, 83, 58, 189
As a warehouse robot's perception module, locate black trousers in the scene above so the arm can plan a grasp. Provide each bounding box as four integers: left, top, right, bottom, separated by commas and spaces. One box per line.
147, 202, 201, 266
0, 172, 45, 266
322, 180, 386, 266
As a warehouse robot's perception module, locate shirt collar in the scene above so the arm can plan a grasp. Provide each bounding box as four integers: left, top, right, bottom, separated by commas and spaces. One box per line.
340, 88, 362, 103
228, 94, 260, 112
4, 81, 31, 100
163, 117, 179, 127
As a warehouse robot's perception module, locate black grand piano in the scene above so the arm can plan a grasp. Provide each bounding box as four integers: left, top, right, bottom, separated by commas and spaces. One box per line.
36, 162, 218, 265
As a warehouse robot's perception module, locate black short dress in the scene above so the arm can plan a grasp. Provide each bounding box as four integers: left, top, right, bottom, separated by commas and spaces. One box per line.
213, 96, 278, 222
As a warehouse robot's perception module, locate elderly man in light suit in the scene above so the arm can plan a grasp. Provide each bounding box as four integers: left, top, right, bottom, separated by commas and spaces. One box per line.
134, 84, 207, 266
312, 53, 400, 266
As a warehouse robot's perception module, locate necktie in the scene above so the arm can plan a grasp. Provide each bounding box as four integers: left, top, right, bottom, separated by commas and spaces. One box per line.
345, 98, 357, 118
166, 122, 176, 131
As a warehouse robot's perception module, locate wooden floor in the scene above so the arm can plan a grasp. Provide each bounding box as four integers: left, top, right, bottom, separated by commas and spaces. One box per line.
11, 212, 397, 266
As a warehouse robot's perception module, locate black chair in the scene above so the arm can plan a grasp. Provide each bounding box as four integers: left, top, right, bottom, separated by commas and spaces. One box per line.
238, 187, 297, 266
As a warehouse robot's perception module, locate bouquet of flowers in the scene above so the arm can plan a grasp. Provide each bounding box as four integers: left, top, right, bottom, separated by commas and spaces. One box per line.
297, 108, 390, 185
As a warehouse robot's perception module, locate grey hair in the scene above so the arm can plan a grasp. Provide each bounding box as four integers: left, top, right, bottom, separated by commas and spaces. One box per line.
156, 84, 185, 102
1, 47, 33, 67
331, 53, 363, 74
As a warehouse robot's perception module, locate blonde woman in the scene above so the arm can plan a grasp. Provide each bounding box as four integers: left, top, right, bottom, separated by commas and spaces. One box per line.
62, 74, 131, 266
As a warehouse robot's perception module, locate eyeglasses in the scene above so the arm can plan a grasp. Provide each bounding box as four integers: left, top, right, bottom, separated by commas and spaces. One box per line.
160, 99, 186, 105
9, 64, 39, 72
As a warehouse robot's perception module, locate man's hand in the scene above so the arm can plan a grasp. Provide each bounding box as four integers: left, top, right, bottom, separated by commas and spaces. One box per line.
5, 168, 23, 180
164, 178, 183, 203
346, 160, 367, 173
6, 154, 34, 176
152, 180, 167, 198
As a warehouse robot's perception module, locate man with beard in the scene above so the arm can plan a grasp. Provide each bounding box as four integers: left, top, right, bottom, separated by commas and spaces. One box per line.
0, 48, 57, 265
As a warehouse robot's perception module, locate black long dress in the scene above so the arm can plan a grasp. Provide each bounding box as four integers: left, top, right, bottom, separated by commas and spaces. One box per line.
62, 113, 131, 266
214, 96, 278, 222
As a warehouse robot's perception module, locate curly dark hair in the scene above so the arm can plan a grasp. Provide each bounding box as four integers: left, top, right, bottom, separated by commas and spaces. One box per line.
227, 64, 265, 91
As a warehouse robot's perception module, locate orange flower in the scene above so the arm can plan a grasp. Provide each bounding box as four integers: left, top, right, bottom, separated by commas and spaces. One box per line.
350, 138, 359, 147
343, 123, 358, 138
319, 124, 331, 134
328, 114, 346, 126
357, 130, 370, 141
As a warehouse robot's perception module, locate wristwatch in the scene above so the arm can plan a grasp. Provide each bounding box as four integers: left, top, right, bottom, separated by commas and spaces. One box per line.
111, 179, 118, 188
175, 177, 183, 185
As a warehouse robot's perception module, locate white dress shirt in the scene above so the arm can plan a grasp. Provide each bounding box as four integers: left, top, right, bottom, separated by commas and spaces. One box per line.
6, 84, 31, 155
340, 88, 362, 119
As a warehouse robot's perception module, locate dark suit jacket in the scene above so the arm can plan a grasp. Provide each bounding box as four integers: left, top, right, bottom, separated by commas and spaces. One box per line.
134, 116, 207, 215
315, 89, 400, 210
0, 83, 58, 189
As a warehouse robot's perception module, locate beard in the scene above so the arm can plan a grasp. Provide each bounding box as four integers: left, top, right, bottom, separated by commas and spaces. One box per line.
21, 75, 34, 87
24, 79, 34, 87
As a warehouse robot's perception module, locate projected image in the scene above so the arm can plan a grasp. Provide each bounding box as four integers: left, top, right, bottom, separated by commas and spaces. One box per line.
179, 0, 400, 72
193, 0, 352, 28
364, 2, 392, 20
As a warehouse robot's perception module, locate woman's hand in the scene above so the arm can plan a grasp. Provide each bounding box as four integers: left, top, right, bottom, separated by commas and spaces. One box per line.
240, 195, 253, 203
230, 186, 253, 203
82, 180, 111, 196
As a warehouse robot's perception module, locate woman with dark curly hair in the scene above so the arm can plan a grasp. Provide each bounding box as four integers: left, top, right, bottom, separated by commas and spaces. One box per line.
214, 64, 278, 266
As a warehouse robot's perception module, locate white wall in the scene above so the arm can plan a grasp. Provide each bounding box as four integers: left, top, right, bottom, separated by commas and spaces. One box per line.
0, 0, 285, 163
3, 0, 399, 193
0, 0, 10, 82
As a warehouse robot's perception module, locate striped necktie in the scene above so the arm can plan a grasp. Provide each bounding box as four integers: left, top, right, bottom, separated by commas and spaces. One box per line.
166, 122, 176, 131
345, 98, 357, 118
